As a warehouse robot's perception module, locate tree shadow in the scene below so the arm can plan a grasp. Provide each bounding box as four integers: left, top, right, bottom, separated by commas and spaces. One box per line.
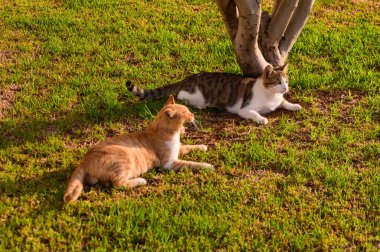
1, 168, 69, 213
0, 92, 305, 213
1, 165, 122, 214
0, 98, 166, 149
0, 97, 168, 211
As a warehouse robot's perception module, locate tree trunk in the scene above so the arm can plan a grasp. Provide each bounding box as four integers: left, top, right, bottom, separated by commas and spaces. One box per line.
216, 0, 315, 76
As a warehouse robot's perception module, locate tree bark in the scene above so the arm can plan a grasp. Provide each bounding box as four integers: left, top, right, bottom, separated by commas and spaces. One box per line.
279, 0, 315, 59
215, 0, 315, 76
217, 0, 269, 75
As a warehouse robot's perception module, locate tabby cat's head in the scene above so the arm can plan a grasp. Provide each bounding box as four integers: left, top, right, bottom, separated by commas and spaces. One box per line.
263, 64, 289, 94
155, 95, 194, 131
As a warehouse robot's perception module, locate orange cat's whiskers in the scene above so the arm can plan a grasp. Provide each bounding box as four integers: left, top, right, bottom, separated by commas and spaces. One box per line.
191, 121, 201, 131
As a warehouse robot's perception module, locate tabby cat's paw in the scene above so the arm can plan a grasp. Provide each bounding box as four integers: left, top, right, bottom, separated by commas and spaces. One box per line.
256, 117, 268, 125
291, 104, 302, 111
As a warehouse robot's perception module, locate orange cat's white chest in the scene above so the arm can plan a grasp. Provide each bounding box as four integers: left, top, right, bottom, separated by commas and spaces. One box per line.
163, 132, 181, 169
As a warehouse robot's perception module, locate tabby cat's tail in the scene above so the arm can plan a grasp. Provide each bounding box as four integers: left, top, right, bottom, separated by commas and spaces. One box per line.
126, 81, 180, 100
64, 164, 85, 203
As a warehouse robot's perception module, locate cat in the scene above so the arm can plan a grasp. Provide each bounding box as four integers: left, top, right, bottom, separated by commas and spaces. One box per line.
64, 95, 213, 203
127, 64, 302, 124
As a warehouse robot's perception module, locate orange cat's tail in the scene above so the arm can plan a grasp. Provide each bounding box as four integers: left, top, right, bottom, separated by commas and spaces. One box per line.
64, 164, 85, 203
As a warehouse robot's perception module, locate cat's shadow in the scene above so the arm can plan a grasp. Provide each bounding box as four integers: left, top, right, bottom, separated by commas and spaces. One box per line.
0, 98, 166, 210
0, 98, 165, 148
1, 169, 69, 213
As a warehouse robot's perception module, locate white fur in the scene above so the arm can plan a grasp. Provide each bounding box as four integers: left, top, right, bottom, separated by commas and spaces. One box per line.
281, 100, 302, 111
227, 78, 282, 114
177, 76, 301, 125
227, 77, 299, 124
163, 131, 181, 169
177, 87, 206, 109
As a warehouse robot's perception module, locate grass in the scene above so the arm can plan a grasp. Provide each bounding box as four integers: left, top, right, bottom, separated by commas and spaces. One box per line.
0, 0, 379, 250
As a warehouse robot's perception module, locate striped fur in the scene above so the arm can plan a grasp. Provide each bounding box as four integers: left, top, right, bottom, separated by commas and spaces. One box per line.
127, 64, 302, 124
127, 72, 253, 107
127, 64, 289, 109
64, 95, 212, 203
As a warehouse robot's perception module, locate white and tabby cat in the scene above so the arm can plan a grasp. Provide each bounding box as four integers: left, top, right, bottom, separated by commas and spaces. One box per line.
127, 64, 302, 124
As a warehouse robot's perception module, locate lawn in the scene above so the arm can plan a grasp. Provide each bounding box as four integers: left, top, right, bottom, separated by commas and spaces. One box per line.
0, 0, 379, 250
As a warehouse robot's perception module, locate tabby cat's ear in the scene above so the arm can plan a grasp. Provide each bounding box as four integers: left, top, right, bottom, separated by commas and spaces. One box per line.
165, 95, 176, 105
165, 108, 176, 119
264, 65, 274, 79
283, 63, 289, 73
274, 62, 288, 72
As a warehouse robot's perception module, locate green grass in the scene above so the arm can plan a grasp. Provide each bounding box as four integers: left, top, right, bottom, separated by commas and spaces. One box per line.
1, 0, 379, 250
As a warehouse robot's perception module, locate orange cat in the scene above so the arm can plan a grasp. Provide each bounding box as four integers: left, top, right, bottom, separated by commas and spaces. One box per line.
64, 95, 213, 203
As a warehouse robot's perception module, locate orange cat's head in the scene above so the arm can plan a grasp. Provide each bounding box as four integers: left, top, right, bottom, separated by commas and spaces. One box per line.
152, 95, 194, 132
263, 63, 289, 94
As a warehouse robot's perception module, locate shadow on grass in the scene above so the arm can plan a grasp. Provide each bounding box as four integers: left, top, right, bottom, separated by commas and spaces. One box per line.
0, 92, 309, 211
0, 87, 317, 150
0, 98, 168, 210
1, 165, 120, 213
0, 98, 166, 149
1, 168, 69, 212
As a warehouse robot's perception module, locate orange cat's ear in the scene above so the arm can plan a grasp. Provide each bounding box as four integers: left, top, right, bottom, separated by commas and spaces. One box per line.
165, 108, 176, 119
165, 95, 176, 105
264, 65, 274, 79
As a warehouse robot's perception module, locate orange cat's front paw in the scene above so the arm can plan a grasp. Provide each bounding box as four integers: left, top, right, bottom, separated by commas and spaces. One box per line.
198, 145, 208, 151
202, 163, 214, 170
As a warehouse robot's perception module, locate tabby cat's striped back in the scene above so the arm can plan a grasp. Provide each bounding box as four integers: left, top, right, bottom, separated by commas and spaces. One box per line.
127, 72, 257, 109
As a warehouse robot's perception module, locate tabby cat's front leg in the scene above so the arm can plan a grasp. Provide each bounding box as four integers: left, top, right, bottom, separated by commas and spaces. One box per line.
167, 160, 213, 172
238, 109, 268, 125
280, 99, 302, 111
179, 145, 208, 156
